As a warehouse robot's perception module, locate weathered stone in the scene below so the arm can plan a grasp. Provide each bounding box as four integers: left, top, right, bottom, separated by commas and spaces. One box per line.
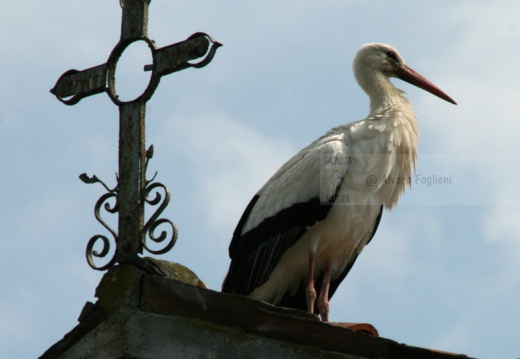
41, 263, 472, 359
59, 310, 359, 359
94, 259, 206, 316
95, 264, 143, 315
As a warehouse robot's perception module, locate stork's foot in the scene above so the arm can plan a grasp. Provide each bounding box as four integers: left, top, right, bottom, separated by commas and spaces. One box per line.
317, 262, 332, 322
317, 296, 330, 322
305, 282, 317, 315
305, 253, 317, 314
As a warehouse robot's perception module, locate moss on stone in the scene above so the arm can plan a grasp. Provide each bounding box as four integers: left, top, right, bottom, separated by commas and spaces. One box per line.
95, 259, 206, 316
143, 257, 206, 288
95, 264, 143, 315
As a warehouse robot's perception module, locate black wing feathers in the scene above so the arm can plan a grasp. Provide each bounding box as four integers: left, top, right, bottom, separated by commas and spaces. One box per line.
366, 205, 383, 245
222, 195, 333, 295
222, 179, 347, 296
228, 194, 260, 258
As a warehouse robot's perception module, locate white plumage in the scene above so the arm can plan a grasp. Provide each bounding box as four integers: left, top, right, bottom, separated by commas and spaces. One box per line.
222, 43, 456, 322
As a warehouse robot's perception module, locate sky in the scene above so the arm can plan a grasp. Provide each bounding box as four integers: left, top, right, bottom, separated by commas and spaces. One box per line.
1, 1, 519, 358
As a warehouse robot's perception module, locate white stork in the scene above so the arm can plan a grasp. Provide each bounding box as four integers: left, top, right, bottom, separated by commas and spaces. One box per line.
222, 43, 456, 322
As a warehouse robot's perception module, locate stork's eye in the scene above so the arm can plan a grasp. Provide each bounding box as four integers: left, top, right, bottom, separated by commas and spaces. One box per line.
386, 51, 397, 61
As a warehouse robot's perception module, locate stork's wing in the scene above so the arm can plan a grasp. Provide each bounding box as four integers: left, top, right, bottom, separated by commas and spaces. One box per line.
222, 136, 349, 296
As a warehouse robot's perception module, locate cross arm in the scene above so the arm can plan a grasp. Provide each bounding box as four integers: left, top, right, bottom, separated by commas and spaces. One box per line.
50, 65, 108, 106
147, 32, 222, 76
50, 32, 221, 106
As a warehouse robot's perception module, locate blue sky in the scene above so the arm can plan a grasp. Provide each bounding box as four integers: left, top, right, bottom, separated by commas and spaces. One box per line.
1, 1, 519, 358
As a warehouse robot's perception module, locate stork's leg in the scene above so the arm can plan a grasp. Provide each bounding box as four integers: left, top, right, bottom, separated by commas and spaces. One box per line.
317, 262, 332, 322
305, 253, 317, 315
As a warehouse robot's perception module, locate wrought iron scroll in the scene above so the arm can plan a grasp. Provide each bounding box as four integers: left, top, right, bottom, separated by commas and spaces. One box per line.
142, 145, 178, 255
51, 1, 220, 271
80, 174, 119, 270
80, 146, 177, 270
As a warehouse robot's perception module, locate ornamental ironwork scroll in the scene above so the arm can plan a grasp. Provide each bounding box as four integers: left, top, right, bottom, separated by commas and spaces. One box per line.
51, 0, 221, 271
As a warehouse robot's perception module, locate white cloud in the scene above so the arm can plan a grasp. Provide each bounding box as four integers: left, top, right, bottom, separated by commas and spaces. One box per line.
419, 1, 520, 154
159, 108, 296, 234
483, 205, 520, 275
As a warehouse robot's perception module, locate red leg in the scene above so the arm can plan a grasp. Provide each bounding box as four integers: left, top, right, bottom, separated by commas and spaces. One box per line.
317, 262, 332, 322
305, 253, 317, 314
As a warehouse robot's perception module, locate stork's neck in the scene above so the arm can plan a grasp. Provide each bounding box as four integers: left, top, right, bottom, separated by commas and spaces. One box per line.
361, 73, 419, 191
364, 73, 409, 114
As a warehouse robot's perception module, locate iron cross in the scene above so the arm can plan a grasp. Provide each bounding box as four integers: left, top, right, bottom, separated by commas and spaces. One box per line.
50, 0, 221, 270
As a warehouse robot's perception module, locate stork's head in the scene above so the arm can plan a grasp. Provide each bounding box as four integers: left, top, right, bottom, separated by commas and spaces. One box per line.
353, 43, 456, 105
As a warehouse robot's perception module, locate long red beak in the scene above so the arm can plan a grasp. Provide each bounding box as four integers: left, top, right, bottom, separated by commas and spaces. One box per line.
396, 65, 457, 105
